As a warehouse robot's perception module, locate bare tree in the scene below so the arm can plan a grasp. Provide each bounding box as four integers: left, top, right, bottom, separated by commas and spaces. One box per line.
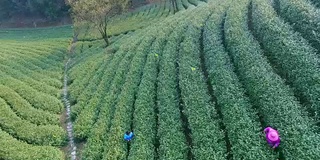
67, 0, 129, 46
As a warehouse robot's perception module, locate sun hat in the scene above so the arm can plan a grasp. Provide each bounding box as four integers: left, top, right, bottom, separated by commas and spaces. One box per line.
268, 131, 279, 142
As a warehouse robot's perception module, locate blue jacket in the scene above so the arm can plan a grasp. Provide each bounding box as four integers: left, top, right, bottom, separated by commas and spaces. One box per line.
124, 132, 134, 141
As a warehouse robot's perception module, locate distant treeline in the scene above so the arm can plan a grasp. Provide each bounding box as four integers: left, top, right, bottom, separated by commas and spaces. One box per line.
0, 0, 150, 21
0, 0, 70, 20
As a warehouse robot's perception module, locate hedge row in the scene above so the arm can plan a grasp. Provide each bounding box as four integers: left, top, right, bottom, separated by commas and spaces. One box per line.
69, 54, 110, 115
1, 47, 63, 71
203, 4, 277, 159
127, 34, 166, 160
0, 128, 64, 160
0, 77, 63, 114
252, 0, 320, 121
69, 44, 104, 108
156, 25, 188, 160
225, 0, 320, 159
157, 1, 171, 16
70, 36, 129, 99
0, 84, 59, 125
176, 0, 186, 10
0, 98, 66, 146
69, 53, 106, 101
182, 0, 191, 9
178, 21, 226, 160
69, 54, 103, 99
103, 11, 189, 158
0, 50, 62, 80
0, 43, 60, 59
73, 45, 127, 139
275, 0, 320, 51
72, 47, 117, 103
70, 53, 107, 106
0, 65, 59, 98
102, 35, 155, 160
81, 32, 145, 160
0, 57, 62, 88
0, 41, 65, 62
188, 0, 199, 6
0, 49, 61, 75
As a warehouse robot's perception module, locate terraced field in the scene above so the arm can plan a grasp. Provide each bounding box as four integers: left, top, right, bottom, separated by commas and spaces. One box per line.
0, 28, 71, 159
1, 0, 320, 159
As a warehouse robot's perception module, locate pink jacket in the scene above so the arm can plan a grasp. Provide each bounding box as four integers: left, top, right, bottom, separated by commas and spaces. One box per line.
264, 127, 280, 148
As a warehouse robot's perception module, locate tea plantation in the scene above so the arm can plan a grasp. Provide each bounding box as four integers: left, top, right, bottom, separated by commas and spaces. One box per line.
0, 0, 320, 159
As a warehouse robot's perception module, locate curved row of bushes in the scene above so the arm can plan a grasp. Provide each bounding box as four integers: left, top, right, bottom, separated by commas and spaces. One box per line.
81, 31, 146, 160
0, 65, 59, 98
127, 31, 167, 160
0, 77, 63, 114
275, 0, 320, 51
0, 98, 66, 146
73, 39, 130, 140
177, 4, 227, 159
0, 43, 64, 79
0, 84, 59, 125
0, 55, 62, 88
0, 128, 64, 160
203, 1, 277, 159
252, 0, 320, 122
103, 35, 156, 160
225, 0, 320, 159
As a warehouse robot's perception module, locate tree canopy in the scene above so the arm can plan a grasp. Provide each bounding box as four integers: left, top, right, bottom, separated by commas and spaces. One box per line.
67, 0, 130, 45
0, 0, 69, 20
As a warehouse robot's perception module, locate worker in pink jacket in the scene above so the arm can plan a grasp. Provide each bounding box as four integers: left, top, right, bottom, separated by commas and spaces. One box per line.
264, 127, 281, 149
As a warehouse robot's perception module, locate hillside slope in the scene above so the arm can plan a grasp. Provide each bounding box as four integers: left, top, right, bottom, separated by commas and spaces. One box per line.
69, 0, 320, 159
0, 0, 320, 159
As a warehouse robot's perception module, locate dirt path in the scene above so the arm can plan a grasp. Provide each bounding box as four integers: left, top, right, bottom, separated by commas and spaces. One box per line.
63, 58, 77, 160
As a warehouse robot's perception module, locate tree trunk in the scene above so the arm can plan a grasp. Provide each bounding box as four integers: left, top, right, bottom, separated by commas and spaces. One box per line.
98, 18, 109, 46
103, 34, 109, 46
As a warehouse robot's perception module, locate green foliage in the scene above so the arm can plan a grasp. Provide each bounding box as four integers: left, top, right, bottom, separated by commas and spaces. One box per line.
252, 0, 320, 121
0, 26, 73, 40
73, 47, 123, 139
0, 77, 63, 114
178, 22, 226, 160
176, 0, 186, 10
225, 0, 320, 159
127, 34, 167, 160
69, 52, 105, 102
310, 0, 320, 7
0, 41, 66, 89
204, 3, 277, 159
0, 65, 60, 98
103, 35, 155, 160
78, 3, 171, 40
275, 0, 320, 51
81, 33, 143, 160
156, 25, 188, 160
181, 0, 191, 8
188, 0, 199, 6
0, 0, 68, 20
0, 57, 62, 88
0, 84, 60, 125
0, 28, 69, 159
0, 128, 64, 160
0, 98, 66, 146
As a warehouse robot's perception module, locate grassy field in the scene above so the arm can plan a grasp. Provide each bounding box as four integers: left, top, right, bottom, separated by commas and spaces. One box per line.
1, 0, 320, 159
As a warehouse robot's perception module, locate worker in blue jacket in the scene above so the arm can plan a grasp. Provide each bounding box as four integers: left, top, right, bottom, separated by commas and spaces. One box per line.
124, 131, 134, 142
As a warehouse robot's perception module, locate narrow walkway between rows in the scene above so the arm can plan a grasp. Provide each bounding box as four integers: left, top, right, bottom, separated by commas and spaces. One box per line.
63, 58, 77, 160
